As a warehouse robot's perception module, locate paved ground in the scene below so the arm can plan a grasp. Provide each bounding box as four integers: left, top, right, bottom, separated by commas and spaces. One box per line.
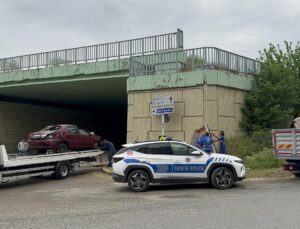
1, 168, 300, 229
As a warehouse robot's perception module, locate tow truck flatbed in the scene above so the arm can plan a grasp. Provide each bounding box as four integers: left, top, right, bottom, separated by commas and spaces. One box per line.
0, 145, 107, 183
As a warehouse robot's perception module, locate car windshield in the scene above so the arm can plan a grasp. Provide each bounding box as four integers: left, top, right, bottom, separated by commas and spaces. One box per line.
42, 125, 61, 131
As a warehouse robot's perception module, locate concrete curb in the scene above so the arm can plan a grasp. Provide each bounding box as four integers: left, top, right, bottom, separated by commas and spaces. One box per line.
101, 166, 113, 176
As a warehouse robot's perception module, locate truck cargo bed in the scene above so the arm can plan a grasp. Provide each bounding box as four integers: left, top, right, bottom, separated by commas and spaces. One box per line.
272, 129, 300, 160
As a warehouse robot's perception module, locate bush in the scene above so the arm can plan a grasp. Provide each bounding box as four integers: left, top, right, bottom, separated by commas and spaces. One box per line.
245, 148, 284, 170
226, 130, 272, 160
226, 136, 255, 159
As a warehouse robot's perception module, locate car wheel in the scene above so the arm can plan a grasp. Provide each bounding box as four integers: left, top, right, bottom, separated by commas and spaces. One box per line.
127, 170, 150, 192
58, 143, 69, 153
54, 161, 70, 179
211, 167, 234, 189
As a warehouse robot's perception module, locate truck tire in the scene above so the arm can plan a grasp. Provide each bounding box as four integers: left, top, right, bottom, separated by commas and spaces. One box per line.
58, 143, 69, 153
211, 167, 234, 189
127, 170, 150, 192
54, 161, 70, 179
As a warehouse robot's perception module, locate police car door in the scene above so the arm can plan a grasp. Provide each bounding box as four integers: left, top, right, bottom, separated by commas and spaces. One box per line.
137, 142, 174, 179
170, 142, 210, 178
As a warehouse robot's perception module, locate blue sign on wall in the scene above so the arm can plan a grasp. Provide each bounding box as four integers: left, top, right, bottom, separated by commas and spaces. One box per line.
152, 107, 174, 115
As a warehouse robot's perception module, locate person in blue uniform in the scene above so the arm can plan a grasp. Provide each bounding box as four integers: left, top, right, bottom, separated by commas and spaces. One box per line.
197, 132, 213, 153
212, 130, 227, 154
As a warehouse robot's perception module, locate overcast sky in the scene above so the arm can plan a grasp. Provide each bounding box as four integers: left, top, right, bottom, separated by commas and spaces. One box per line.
0, 0, 299, 59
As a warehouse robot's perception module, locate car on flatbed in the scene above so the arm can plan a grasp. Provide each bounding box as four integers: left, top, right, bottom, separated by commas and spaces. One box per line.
28, 124, 101, 153
112, 140, 246, 192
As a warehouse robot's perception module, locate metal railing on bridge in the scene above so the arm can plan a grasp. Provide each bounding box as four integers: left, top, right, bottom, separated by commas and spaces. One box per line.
0, 29, 183, 73
129, 47, 261, 77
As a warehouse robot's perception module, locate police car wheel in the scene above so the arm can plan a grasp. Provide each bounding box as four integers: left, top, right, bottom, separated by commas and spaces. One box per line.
127, 170, 150, 192
211, 167, 234, 189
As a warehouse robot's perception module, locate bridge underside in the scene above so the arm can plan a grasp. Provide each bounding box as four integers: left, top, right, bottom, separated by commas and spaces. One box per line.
0, 77, 127, 108
0, 76, 128, 153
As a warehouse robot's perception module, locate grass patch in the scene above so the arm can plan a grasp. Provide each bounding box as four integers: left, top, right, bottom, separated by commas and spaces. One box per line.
245, 148, 285, 170
226, 131, 288, 178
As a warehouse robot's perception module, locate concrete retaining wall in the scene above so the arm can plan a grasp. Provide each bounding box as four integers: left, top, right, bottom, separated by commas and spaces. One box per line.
127, 85, 245, 144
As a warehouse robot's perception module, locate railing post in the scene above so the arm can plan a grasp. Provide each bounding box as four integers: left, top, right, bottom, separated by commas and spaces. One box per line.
95, 45, 98, 62
118, 42, 121, 69
85, 46, 88, 63
75, 49, 77, 64
28, 55, 30, 70
65, 49, 67, 64
176, 28, 183, 49
55, 51, 58, 65
192, 49, 195, 70
217, 48, 220, 67
106, 44, 109, 71
37, 54, 39, 69
130, 40, 132, 57
142, 38, 144, 56
46, 52, 48, 67
176, 50, 179, 71
204, 48, 207, 67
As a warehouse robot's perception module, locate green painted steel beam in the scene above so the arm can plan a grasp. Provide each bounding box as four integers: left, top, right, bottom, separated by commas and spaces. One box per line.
127, 69, 253, 92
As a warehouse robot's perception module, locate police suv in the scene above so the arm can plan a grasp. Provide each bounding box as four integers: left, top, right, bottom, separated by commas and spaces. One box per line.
112, 141, 246, 192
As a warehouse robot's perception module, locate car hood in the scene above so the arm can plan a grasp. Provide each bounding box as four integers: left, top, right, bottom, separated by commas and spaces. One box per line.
209, 153, 242, 161
29, 130, 58, 139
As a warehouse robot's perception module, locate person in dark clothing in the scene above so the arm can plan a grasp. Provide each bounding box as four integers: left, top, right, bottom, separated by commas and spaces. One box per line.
99, 138, 116, 167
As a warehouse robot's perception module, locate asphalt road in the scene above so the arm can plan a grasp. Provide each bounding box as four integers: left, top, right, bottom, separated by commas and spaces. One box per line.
1, 169, 300, 229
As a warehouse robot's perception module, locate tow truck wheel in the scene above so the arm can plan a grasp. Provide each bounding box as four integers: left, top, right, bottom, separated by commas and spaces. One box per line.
127, 170, 150, 192
211, 167, 234, 189
54, 161, 70, 179
58, 143, 69, 153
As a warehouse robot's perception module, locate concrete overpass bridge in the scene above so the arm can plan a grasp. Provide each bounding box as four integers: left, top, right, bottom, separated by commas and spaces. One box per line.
0, 29, 260, 152
0, 29, 183, 151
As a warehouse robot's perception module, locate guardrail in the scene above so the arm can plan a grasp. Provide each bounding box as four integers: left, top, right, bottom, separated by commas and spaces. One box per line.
0, 29, 183, 73
129, 47, 261, 76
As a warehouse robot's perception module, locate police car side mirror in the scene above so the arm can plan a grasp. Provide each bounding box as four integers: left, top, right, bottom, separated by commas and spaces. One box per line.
191, 151, 202, 156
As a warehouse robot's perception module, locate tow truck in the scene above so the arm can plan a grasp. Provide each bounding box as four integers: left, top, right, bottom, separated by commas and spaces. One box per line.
0, 145, 107, 183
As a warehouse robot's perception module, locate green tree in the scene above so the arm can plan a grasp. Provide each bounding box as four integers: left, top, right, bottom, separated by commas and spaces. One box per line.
240, 41, 300, 133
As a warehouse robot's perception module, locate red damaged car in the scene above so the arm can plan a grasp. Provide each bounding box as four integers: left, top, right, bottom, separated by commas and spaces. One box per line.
28, 124, 101, 153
